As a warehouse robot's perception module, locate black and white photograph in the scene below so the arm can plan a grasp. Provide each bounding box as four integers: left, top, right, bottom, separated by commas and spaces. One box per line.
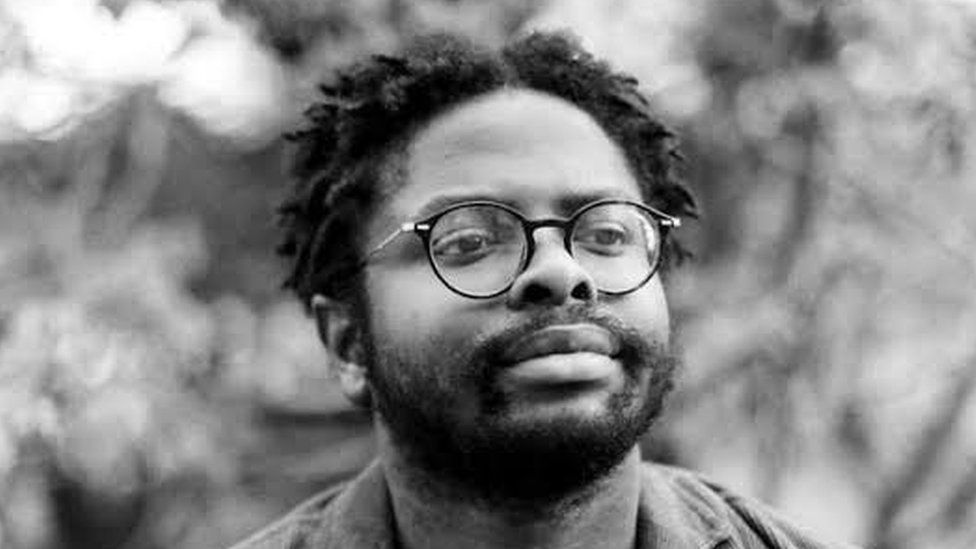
1, 1, 974, 548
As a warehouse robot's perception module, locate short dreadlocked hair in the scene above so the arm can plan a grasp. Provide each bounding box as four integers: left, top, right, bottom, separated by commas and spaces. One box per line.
278, 30, 697, 308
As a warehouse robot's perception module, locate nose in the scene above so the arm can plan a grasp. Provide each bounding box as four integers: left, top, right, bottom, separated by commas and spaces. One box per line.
506, 230, 597, 309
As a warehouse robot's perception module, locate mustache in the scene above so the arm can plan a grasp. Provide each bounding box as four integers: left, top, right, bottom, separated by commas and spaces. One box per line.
475, 304, 658, 371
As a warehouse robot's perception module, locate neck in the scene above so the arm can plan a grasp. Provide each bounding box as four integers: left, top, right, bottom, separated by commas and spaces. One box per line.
378, 425, 642, 549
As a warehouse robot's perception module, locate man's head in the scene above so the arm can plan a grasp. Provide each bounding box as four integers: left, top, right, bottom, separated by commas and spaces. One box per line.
279, 32, 696, 505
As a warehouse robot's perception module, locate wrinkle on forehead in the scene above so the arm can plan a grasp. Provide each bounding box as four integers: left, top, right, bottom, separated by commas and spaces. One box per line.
411, 89, 621, 162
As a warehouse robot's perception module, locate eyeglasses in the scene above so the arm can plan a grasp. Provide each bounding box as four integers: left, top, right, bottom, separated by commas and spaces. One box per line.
363, 199, 681, 299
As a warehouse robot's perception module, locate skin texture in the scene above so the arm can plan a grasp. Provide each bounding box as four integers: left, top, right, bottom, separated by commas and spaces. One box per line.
316, 89, 676, 549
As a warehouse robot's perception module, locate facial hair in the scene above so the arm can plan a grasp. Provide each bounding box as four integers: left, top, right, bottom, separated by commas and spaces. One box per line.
364, 303, 679, 508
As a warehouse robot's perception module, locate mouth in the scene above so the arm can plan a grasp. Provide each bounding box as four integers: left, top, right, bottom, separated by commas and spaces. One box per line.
494, 324, 623, 389
500, 324, 622, 365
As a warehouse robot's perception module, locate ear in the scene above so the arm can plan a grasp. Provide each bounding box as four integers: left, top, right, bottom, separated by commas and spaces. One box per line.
311, 294, 371, 408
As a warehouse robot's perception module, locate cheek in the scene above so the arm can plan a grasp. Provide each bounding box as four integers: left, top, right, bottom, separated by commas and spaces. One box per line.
615, 279, 670, 345
363, 267, 469, 346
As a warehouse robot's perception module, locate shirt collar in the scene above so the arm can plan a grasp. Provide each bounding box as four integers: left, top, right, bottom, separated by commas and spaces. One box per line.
309, 460, 732, 549
636, 464, 733, 549
307, 460, 398, 548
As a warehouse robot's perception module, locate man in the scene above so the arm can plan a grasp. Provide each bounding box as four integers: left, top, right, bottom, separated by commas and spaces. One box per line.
232, 31, 856, 549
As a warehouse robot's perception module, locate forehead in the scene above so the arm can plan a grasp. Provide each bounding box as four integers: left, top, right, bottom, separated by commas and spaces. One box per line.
380, 89, 641, 223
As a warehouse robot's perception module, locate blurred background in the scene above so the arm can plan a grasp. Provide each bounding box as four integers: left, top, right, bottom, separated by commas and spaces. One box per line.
1, 0, 975, 547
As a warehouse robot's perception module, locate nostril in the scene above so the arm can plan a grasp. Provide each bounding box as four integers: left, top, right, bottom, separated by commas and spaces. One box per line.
570, 281, 594, 301
516, 280, 593, 306
521, 283, 554, 304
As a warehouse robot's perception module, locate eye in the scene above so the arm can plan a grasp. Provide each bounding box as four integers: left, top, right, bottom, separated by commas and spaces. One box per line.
573, 222, 631, 254
431, 228, 499, 263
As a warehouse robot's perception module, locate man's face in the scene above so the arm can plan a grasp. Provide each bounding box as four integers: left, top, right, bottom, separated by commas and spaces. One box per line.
359, 89, 677, 503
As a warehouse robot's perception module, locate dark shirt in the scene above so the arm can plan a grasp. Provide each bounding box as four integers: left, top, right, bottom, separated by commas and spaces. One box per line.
229, 461, 859, 549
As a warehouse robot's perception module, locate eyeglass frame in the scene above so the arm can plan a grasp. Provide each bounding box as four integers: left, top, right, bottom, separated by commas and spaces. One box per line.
361, 198, 682, 299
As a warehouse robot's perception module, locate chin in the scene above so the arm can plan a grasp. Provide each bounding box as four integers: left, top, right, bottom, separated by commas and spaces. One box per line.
377, 378, 665, 506
460, 397, 658, 505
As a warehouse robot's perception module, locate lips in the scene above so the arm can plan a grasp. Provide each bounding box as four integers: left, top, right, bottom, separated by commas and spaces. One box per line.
500, 324, 622, 365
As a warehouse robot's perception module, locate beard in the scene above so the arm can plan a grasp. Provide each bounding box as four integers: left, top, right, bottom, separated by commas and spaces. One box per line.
363, 303, 679, 507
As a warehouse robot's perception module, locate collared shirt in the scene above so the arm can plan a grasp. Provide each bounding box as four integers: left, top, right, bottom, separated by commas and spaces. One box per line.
229, 461, 860, 549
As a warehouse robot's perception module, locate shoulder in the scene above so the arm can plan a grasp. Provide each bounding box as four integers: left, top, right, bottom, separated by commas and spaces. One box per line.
226, 461, 394, 549
639, 462, 861, 549
226, 484, 347, 549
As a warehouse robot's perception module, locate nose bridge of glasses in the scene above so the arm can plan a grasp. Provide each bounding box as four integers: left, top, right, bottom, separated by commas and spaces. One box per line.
524, 217, 571, 241
519, 217, 573, 258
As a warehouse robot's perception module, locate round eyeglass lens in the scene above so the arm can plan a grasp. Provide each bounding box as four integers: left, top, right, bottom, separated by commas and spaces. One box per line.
428, 204, 527, 296
570, 203, 661, 293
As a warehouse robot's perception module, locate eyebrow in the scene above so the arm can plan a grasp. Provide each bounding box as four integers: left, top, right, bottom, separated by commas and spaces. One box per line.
413, 193, 517, 219
555, 192, 638, 214
413, 189, 640, 220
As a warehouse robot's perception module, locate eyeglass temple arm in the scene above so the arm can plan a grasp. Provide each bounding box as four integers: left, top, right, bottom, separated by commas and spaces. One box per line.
363, 222, 424, 260
640, 203, 681, 229
654, 209, 681, 228
661, 216, 681, 228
